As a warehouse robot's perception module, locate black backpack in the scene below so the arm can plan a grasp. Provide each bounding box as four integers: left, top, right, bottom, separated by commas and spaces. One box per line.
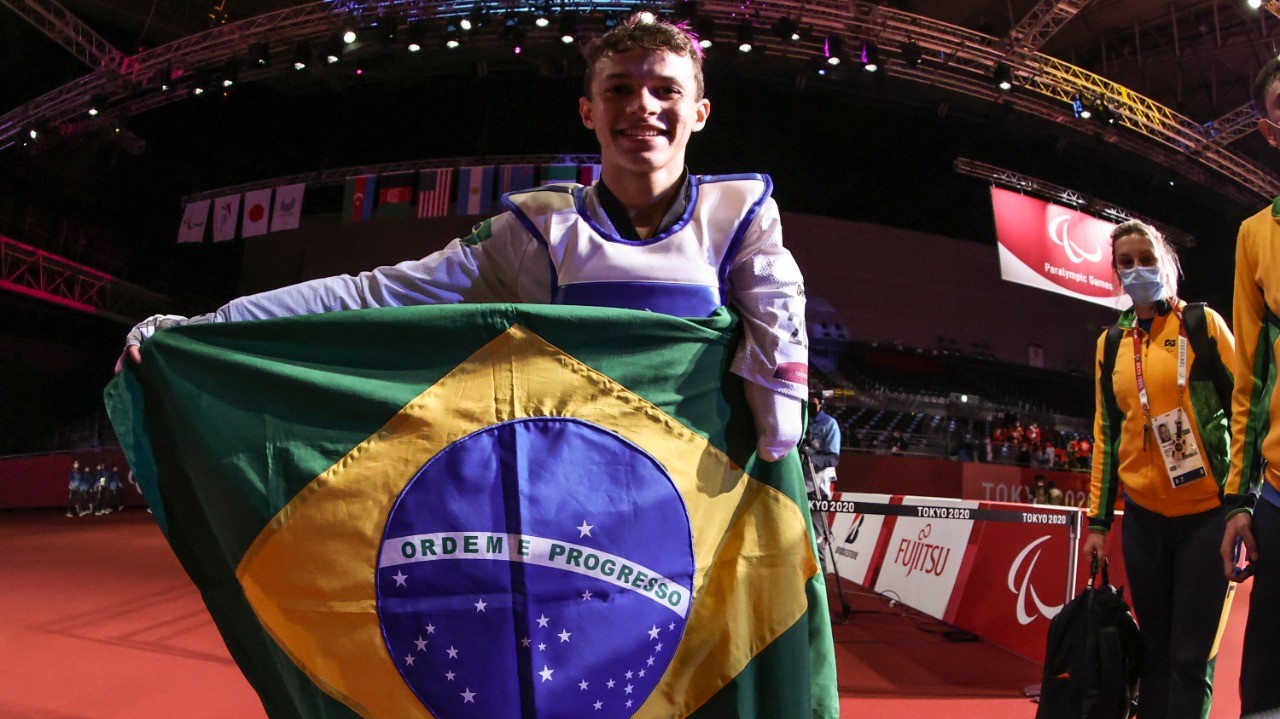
1035, 559, 1143, 719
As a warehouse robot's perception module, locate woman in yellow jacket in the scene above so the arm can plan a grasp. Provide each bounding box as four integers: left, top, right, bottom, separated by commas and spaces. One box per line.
1084, 220, 1235, 719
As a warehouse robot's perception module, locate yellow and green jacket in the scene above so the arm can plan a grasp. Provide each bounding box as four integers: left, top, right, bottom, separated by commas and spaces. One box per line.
1228, 201, 1280, 516
1090, 300, 1235, 530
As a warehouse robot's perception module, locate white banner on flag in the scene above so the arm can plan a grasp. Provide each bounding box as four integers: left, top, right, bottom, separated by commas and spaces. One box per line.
212, 194, 241, 242
242, 189, 273, 238
271, 183, 305, 232
177, 199, 210, 244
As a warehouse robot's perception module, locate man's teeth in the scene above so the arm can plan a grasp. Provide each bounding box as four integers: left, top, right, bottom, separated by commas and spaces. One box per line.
624, 129, 663, 136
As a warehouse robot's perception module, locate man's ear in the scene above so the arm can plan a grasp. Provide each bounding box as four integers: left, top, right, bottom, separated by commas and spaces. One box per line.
579, 97, 595, 129
691, 98, 710, 132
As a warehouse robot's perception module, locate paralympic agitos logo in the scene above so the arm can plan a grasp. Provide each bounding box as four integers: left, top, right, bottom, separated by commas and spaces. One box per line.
1048, 214, 1104, 265
1007, 535, 1064, 625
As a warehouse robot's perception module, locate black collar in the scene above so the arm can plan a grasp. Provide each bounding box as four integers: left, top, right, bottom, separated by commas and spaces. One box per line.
595, 169, 691, 241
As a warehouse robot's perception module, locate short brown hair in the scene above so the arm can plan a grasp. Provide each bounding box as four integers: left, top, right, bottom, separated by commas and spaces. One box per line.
1255, 55, 1280, 117
581, 13, 705, 100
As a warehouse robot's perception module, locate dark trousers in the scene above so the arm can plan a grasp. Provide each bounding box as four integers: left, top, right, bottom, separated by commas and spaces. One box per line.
1121, 500, 1229, 719
1241, 498, 1280, 715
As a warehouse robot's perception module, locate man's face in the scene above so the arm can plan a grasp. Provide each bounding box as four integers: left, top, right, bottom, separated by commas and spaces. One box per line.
579, 47, 710, 186
1259, 76, 1280, 148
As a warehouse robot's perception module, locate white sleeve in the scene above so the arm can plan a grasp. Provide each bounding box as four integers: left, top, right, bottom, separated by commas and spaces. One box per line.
727, 198, 809, 401
216, 212, 553, 322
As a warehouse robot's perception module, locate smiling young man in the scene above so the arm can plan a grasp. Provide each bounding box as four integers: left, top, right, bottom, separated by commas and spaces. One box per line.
118, 13, 808, 460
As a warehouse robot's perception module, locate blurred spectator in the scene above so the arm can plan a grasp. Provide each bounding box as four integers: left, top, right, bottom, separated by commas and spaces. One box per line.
1031, 475, 1051, 504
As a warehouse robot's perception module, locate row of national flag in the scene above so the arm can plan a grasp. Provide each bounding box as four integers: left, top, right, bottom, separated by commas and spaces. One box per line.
178, 163, 603, 242
342, 163, 603, 223
178, 183, 306, 243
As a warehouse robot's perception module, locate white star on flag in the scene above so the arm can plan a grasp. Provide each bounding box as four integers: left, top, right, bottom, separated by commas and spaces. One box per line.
625, 671, 633, 680
558, 629, 572, 643
445, 671, 455, 681
539, 665, 555, 682
536, 614, 550, 628
579, 680, 589, 690
414, 636, 427, 651
460, 688, 476, 703
538, 642, 547, 651
447, 646, 459, 659
624, 683, 634, 694
582, 590, 593, 601
646, 656, 655, 666
425, 623, 436, 634
404, 654, 415, 666
647, 625, 661, 640
607, 679, 616, 688
521, 637, 531, 647
392, 571, 408, 586
669, 622, 676, 630
594, 700, 604, 710
626, 699, 633, 708
655, 642, 663, 651
577, 520, 594, 537
474, 598, 488, 612
639, 669, 646, 678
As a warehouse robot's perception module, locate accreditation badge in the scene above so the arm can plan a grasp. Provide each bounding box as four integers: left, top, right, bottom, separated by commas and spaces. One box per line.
1151, 407, 1206, 488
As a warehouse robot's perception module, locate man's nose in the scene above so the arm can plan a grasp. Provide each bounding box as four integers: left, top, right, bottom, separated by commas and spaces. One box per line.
629, 88, 661, 114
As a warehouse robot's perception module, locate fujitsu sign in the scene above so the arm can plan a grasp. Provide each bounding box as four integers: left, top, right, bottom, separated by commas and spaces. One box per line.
894, 523, 952, 578
991, 187, 1129, 309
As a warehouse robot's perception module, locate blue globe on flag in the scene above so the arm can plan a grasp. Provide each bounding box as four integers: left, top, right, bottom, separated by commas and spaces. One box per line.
377, 417, 696, 718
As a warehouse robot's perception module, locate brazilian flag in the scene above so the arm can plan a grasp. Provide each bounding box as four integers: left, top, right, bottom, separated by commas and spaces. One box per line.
105, 304, 838, 719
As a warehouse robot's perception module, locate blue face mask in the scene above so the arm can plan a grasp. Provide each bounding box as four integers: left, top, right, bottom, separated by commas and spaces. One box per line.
1119, 266, 1165, 307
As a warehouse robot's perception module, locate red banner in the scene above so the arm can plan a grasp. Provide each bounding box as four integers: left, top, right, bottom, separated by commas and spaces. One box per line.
992, 187, 1126, 308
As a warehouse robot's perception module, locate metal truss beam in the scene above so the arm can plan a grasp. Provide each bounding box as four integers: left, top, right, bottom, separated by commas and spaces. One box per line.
1201, 102, 1259, 149
0, 0, 125, 71
0, 234, 171, 324
954, 158, 1194, 246
1004, 0, 1092, 59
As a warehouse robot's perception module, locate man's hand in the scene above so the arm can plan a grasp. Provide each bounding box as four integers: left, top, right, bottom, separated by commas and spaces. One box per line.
1221, 511, 1258, 582
1082, 529, 1108, 563
113, 312, 220, 374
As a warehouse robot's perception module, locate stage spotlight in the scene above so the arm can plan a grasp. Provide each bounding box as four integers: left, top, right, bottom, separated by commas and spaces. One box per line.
87, 93, 106, 116
993, 63, 1013, 90
290, 42, 310, 70
460, 7, 484, 32
533, 4, 551, 28
1096, 102, 1119, 125
772, 17, 799, 42
326, 35, 343, 63
901, 40, 921, 67
1249, 0, 1263, 8
406, 24, 425, 53
445, 23, 461, 49
560, 13, 578, 44
248, 42, 269, 67
860, 41, 880, 71
737, 21, 754, 53
342, 29, 357, 44
1070, 93, 1091, 119
379, 19, 399, 48
152, 66, 172, 91
694, 17, 716, 48
220, 59, 239, 87
824, 36, 843, 66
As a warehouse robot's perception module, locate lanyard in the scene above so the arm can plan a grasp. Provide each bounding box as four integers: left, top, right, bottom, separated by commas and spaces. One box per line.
1131, 302, 1187, 428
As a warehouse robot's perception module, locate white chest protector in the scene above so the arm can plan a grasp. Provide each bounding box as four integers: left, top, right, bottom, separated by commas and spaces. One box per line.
500, 174, 773, 317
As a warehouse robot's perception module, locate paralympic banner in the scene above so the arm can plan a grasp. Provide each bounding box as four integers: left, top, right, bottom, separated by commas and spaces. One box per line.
991, 187, 1128, 309
104, 305, 837, 719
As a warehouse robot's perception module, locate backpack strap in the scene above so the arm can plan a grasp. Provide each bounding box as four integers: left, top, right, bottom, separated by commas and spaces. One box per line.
1182, 302, 1233, 418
